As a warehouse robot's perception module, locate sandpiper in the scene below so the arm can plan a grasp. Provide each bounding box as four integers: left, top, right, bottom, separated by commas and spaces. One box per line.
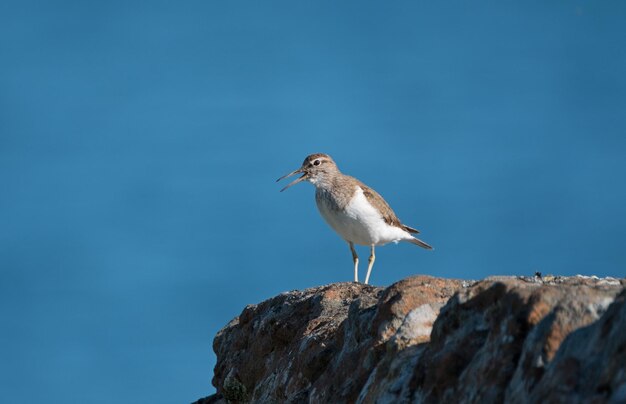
277, 153, 433, 284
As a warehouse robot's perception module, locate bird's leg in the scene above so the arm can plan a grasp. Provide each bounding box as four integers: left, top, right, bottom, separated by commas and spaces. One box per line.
349, 242, 359, 282
364, 245, 375, 285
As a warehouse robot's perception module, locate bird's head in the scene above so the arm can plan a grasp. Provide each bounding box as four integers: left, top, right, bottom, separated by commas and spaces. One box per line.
277, 153, 339, 191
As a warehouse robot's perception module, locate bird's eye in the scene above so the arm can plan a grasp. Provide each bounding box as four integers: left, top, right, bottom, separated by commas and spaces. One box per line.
313, 160, 321, 166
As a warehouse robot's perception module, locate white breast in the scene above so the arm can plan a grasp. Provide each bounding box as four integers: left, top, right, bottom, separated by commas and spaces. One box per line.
316, 186, 410, 246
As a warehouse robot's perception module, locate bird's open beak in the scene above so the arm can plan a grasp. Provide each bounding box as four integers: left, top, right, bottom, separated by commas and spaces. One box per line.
276, 168, 306, 192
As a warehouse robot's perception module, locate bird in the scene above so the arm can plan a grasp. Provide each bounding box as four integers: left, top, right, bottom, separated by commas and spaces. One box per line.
277, 153, 433, 284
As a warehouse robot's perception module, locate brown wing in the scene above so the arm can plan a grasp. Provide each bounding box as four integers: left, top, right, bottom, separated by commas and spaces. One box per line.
401, 224, 421, 234
360, 183, 399, 225
360, 181, 421, 234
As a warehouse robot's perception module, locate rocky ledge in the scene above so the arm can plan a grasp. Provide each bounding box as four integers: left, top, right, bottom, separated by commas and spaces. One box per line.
196, 275, 625, 403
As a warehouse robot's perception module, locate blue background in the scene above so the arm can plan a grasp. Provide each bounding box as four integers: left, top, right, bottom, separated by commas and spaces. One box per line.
1, 1, 625, 402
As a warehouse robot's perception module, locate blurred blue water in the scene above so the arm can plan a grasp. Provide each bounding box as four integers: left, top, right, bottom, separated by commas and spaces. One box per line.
1, 1, 625, 402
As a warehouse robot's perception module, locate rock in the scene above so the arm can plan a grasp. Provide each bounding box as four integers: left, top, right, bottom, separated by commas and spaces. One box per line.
196, 275, 625, 403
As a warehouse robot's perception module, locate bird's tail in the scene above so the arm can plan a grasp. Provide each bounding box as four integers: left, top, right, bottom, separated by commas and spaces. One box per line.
407, 237, 433, 250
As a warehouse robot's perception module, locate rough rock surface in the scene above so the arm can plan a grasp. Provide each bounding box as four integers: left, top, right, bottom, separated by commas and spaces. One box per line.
195, 275, 625, 403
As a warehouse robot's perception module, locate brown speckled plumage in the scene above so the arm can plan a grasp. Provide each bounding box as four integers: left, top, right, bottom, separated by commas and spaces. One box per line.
278, 153, 432, 284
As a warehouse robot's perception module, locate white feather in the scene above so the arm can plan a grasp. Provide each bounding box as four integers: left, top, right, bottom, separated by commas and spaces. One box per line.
316, 186, 411, 246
